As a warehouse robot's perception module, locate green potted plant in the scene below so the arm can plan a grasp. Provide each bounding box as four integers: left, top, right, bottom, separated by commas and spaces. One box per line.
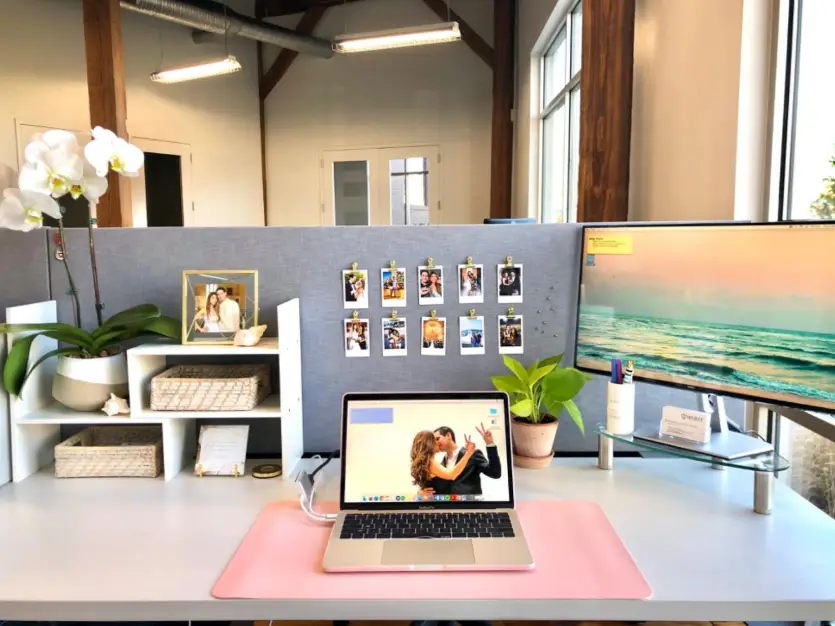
0, 128, 179, 411
491, 354, 593, 468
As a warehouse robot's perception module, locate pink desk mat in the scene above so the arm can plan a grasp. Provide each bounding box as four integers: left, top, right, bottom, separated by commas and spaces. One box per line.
212, 500, 652, 600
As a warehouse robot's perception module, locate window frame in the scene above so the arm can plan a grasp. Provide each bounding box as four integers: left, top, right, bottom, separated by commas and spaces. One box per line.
766, 0, 835, 456
531, 0, 583, 224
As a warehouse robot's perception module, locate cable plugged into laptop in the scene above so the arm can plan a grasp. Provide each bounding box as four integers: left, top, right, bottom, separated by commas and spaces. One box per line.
297, 452, 338, 524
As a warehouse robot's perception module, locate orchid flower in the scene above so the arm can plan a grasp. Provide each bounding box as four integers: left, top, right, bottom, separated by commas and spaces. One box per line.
84, 126, 144, 178
0, 188, 62, 232
18, 146, 84, 198
24, 130, 80, 164
67, 162, 109, 204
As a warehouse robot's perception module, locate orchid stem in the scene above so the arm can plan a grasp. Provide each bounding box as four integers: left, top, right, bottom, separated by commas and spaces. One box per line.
57, 219, 82, 329
87, 217, 104, 327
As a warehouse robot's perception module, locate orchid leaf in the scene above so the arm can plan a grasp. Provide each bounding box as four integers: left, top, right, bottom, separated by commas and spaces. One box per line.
92, 304, 161, 338
3, 334, 38, 396
0, 323, 92, 349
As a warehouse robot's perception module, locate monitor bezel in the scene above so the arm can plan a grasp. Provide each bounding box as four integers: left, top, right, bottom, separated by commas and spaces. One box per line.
573, 220, 835, 415
339, 391, 516, 510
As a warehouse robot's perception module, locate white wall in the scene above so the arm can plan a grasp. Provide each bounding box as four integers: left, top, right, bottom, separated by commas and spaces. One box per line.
0, 0, 264, 227
514, 0, 744, 222
263, 0, 494, 226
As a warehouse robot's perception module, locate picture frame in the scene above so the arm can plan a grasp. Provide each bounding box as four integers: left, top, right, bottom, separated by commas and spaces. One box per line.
182, 270, 259, 345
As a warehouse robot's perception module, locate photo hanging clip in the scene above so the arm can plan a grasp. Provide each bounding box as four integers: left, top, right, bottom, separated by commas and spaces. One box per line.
506, 306, 515, 317
351, 261, 358, 272
430, 309, 438, 320
389, 259, 397, 270
352, 310, 360, 320
466, 256, 474, 268
505, 256, 513, 267
468, 308, 477, 319
390, 310, 398, 320
427, 256, 435, 269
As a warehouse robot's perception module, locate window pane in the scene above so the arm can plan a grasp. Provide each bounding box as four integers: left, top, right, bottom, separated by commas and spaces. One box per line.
570, 2, 582, 75
541, 102, 567, 223
389, 158, 430, 226
333, 161, 369, 226
406, 157, 427, 173
568, 87, 581, 222
787, 0, 835, 220
543, 27, 567, 106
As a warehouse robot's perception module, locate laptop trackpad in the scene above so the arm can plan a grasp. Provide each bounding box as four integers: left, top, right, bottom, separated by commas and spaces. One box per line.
382, 539, 475, 566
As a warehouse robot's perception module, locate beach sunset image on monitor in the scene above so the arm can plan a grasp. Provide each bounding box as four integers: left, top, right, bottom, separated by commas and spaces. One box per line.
575, 223, 835, 412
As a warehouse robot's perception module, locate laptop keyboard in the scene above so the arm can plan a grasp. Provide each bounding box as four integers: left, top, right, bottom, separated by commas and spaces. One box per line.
340, 511, 515, 540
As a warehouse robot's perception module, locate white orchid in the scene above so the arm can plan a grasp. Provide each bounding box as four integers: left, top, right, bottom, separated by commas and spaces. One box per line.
84, 126, 144, 178
67, 162, 109, 204
18, 145, 84, 198
24, 129, 80, 164
0, 188, 62, 232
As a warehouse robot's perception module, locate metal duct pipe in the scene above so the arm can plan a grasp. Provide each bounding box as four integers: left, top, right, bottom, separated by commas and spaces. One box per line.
120, 0, 334, 58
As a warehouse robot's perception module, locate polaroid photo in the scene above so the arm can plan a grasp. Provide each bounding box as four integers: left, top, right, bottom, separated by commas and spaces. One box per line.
345, 318, 370, 358
497, 264, 523, 304
381, 267, 407, 308
417, 265, 444, 305
343, 268, 369, 310
498, 315, 524, 355
421, 316, 447, 356
459, 315, 486, 356
458, 264, 484, 304
382, 318, 408, 357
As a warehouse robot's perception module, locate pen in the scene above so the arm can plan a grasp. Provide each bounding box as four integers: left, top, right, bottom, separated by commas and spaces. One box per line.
611, 359, 618, 384
623, 360, 634, 384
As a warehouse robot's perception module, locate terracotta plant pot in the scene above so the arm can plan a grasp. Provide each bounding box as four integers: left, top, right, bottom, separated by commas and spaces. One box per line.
511, 417, 558, 469
52, 352, 129, 412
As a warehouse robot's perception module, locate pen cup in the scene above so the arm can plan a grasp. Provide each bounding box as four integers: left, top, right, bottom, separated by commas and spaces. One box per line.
606, 381, 636, 435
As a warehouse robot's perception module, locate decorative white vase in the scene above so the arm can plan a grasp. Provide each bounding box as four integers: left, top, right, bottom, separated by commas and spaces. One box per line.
52, 352, 129, 412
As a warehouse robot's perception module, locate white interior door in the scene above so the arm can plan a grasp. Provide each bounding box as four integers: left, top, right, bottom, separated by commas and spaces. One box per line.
130, 137, 193, 227
321, 146, 440, 226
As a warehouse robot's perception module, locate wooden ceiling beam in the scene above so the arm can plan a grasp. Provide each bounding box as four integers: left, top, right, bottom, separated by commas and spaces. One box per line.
422, 0, 493, 69
82, 0, 131, 228
259, 5, 329, 100
261, 0, 361, 17
488, 0, 514, 219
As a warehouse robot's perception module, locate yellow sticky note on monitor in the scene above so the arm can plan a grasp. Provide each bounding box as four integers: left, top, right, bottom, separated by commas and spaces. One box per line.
587, 234, 633, 255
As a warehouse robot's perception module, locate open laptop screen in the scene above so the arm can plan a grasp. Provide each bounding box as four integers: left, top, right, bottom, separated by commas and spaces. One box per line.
341, 393, 513, 509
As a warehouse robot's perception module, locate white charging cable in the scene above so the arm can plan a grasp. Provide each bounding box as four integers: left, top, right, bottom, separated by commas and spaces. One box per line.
297, 453, 338, 524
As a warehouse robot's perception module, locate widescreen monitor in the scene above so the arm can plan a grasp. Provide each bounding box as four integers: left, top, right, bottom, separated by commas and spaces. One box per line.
574, 222, 835, 413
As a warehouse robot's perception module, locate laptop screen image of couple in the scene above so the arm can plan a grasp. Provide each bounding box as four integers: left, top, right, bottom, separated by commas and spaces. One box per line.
323, 392, 534, 572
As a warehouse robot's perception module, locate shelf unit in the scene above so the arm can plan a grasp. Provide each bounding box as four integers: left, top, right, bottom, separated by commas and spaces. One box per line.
3, 299, 303, 484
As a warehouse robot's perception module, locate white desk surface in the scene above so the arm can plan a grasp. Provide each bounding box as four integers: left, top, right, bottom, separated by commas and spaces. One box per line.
1, 458, 834, 622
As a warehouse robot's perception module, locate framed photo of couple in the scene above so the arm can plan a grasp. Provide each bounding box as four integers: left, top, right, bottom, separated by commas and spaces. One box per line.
182, 270, 259, 345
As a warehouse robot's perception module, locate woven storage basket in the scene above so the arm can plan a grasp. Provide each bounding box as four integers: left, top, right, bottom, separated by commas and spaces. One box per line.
150, 364, 271, 412
54, 426, 163, 478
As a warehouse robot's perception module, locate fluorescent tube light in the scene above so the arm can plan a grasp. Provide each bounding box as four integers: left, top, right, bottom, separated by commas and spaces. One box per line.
150, 55, 242, 84
333, 21, 461, 53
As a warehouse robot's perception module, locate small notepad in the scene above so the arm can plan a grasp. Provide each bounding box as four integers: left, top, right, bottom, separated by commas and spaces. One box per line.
195, 424, 249, 476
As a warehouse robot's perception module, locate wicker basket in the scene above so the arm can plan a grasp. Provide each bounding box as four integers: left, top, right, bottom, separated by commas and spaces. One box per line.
55, 426, 163, 478
150, 364, 271, 412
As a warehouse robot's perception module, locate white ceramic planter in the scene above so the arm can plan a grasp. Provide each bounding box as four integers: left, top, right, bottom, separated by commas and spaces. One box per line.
52, 352, 129, 412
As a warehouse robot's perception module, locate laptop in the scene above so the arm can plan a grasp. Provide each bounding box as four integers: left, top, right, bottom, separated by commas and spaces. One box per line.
322, 391, 535, 572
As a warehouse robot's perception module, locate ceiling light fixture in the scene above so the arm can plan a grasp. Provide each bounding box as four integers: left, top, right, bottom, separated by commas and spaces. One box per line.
333, 21, 461, 54
150, 55, 242, 84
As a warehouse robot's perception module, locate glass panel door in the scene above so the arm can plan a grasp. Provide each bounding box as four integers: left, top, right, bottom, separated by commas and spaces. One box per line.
322, 146, 439, 225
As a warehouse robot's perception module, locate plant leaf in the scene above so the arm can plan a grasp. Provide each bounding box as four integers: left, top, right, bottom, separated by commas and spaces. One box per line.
528, 363, 558, 389
510, 398, 534, 417
92, 304, 161, 338
544, 397, 564, 421
3, 334, 38, 396
541, 366, 592, 402
0, 323, 92, 349
90, 330, 127, 355
491, 375, 527, 396
97, 315, 181, 351
19, 347, 84, 395
526, 359, 540, 377
540, 353, 564, 369
563, 399, 585, 436
502, 355, 528, 384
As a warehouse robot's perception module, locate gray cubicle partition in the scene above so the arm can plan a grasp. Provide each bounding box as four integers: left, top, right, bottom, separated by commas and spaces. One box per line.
0, 230, 51, 315
2, 225, 735, 452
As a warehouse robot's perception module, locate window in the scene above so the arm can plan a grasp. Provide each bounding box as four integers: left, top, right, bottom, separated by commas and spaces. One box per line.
389, 157, 429, 226
539, 0, 582, 224
775, 0, 835, 221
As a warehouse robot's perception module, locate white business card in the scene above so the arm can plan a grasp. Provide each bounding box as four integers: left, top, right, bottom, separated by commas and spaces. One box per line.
660, 406, 712, 444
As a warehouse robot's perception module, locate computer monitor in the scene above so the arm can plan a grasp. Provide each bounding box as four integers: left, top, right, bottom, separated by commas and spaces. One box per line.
574, 222, 835, 413
340, 392, 513, 508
